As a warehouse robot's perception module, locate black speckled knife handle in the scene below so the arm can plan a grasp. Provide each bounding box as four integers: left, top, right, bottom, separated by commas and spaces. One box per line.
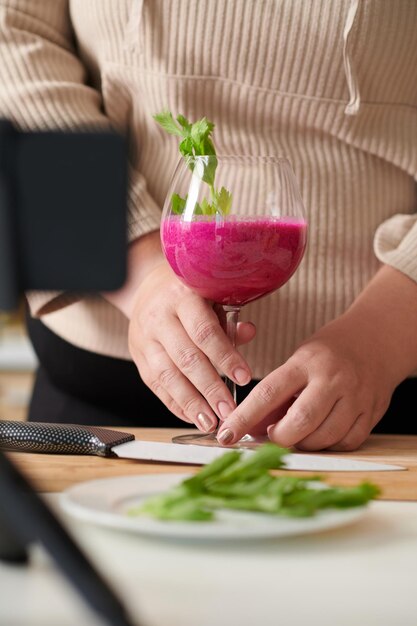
0, 421, 134, 456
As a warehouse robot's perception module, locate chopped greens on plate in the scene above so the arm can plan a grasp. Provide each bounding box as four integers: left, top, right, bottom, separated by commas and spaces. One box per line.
127, 444, 379, 522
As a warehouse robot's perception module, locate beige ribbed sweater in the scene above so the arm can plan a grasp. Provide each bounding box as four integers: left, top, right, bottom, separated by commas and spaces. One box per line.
1, 0, 416, 379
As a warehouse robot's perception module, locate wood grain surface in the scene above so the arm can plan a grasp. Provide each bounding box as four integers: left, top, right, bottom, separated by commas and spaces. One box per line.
5, 428, 417, 501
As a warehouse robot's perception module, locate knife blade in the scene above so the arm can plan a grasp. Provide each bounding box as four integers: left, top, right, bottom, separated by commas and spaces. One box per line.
112, 439, 405, 471
0, 421, 404, 471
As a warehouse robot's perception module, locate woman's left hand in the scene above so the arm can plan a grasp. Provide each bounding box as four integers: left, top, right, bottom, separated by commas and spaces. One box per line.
217, 266, 417, 451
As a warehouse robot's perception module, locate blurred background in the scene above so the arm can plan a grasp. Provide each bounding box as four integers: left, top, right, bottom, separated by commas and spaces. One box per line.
0, 306, 36, 421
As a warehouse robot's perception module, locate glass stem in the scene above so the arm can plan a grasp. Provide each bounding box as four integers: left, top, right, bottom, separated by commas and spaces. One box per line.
223, 305, 240, 404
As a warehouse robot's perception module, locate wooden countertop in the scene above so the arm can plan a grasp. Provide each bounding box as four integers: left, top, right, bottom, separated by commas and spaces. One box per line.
6, 428, 417, 500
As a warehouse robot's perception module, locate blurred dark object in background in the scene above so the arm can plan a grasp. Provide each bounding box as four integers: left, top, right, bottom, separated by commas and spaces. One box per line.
0, 119, 127, 311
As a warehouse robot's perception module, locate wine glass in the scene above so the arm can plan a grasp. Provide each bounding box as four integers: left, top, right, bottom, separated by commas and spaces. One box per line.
160, 155, 307, 447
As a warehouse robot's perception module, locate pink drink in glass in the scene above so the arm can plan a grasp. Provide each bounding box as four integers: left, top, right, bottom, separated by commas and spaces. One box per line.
161, 216, 307, 306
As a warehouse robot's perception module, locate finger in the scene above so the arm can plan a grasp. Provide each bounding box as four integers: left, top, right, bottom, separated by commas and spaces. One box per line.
139, 373, 194, 424
134, 353, 193, 425
178, 298, 252, 386
143, 341, 219, 432
236, 321, 256, 347
329, 412, 375, 452
216, 365, 307, 446
266, 382, 339, 448
159, 317, 237, 419
295, 398, 357, 451
248, 398, 295, 437
216, 306, 256, 347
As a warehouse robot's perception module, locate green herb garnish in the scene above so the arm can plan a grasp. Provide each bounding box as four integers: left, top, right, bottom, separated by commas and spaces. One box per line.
128, 444, 380, 522
154, 110, 232, 216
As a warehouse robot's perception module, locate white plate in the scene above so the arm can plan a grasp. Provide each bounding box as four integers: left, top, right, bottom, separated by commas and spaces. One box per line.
60, 473, 369, 541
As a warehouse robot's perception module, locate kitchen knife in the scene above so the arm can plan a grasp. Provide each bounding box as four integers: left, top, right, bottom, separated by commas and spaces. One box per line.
0, 421, 405, 471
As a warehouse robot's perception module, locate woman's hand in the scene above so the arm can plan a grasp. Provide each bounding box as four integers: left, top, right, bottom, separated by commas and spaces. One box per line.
128, 263, 255, 432
104, 231, 255, 433
217, 265, 417, 451
217, 318, 393, 450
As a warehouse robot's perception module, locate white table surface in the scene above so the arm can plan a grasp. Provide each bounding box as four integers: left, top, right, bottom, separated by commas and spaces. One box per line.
1, 496, 417, 626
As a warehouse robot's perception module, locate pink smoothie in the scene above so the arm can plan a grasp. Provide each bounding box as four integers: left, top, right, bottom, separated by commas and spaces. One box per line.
161, 216, 307, 306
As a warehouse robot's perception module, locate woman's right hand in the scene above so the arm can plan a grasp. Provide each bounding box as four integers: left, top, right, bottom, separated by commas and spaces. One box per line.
127, 261, 255, 432
104, 230, 255, 433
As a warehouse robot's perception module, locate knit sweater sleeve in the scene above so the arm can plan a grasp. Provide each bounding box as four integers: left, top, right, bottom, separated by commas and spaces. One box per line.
372, 104, 417, 284
0, 0, 161, 316
374, 211, 417, 284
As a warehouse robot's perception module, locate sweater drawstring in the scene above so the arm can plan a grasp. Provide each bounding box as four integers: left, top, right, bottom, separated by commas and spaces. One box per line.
343, 0, 361, 116
124, 0, 144, 55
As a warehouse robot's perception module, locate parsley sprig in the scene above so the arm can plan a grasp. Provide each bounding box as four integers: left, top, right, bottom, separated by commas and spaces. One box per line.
154, 111, 232, 216
128, 444, 380, 522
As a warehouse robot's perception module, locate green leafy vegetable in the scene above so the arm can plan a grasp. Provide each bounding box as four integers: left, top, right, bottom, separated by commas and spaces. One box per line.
154, 110, 231, 216
170, 193, 187, 215
128, 444, 380, 522
153, 111, 184, 137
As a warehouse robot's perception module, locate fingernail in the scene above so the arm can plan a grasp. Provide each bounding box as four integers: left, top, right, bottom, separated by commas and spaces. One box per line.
217, 428, 234, 445
196, 413, 216, 433
233, 367, 251, 385
217, 401, 233, 419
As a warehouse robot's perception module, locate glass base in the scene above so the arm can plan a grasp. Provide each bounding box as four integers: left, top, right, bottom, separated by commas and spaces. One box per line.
172, 432, 269, 449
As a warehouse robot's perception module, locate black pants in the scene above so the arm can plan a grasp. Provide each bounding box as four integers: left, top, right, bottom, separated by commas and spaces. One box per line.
26, 314, 417, 433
